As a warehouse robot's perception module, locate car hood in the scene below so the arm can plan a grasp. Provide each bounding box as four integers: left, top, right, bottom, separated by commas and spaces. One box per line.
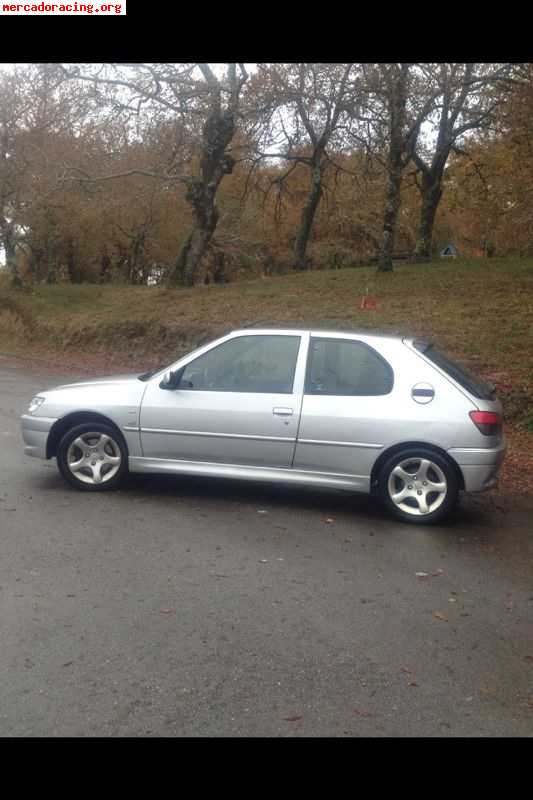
52, 374, 143, 391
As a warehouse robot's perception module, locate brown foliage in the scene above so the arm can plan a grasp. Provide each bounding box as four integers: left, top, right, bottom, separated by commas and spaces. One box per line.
1, 63, 531, 289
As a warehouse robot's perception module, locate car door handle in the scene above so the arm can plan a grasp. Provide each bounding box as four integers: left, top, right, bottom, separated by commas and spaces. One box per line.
273, 407, 294, 416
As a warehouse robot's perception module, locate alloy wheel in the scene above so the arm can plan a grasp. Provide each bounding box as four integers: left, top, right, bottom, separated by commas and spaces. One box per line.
66, 431, 122, 485
387, 457, 448, 516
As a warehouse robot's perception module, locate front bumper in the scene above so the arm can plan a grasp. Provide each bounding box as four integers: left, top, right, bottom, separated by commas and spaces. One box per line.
448, 440, 507, 492
20, 415, 57, 459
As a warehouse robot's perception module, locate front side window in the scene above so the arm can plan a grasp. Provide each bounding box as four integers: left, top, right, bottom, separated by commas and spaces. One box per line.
179, 335, 301, 394
306, 338, 393, 396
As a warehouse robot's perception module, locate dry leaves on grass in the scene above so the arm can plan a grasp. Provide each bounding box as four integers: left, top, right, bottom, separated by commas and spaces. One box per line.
498, 425, 533, 495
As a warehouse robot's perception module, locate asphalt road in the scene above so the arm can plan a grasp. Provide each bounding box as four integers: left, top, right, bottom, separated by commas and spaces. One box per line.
1, 360, 533, 737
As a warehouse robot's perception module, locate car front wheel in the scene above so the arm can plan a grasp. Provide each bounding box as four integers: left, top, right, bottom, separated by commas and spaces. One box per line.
57, 423, 128, 491
378, 448, 459, 524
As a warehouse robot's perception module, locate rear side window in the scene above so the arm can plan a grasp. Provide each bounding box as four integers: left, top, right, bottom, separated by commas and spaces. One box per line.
413, 341, 495, 400
306, 338, 394, 396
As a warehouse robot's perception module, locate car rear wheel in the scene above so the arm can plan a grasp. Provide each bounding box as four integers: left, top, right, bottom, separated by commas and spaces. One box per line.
57, 423, 128, 491
378, 447, 459, 524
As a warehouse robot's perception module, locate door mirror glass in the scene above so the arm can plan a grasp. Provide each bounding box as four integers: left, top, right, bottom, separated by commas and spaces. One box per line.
159, 368, 184, 390
159, 371, 173, 390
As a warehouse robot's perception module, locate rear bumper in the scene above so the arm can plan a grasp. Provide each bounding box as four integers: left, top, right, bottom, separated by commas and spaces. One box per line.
20, 415, 57, 459
448, 441, 507, 492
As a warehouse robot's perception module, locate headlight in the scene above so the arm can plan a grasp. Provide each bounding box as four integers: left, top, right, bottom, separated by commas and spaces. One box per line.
28, 396, 46, 415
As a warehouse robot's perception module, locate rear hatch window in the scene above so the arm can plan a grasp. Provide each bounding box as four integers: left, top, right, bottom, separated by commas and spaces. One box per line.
412, 340, 496, 401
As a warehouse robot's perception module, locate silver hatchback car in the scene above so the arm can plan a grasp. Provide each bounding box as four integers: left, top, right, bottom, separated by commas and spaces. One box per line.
21, 328, 506, 524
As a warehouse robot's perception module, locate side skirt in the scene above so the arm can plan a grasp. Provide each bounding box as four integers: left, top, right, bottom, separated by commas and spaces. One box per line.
128, 456, 370, 493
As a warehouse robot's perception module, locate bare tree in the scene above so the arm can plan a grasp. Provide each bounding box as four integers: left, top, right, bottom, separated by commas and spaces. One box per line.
60, 63, 249, 286
249, 64, 360, 270
0, 64, 90, 287
411, 63, 512, 259
0, 69, 32, 287
357, 64, 439, 272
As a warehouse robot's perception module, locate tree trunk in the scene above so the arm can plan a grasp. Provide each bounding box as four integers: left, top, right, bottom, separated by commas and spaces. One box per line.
211, 247, 226, 284
294, 163, 323, 271
377, 65, 410, 274
99, 252, 111, 283
1, 226, 22, 288
169, 106, 236, 288
172, 181, 221, 287
414, 171, 443, 260
67, 237, 82, 283
129, 234, 146, 285
378, 167, 402, 273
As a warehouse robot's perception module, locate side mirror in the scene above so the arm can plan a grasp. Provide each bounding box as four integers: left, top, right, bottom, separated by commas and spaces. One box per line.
159, 367, 184, 391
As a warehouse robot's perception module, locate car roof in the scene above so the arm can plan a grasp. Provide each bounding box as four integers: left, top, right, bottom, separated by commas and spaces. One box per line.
232, 327, 407, 342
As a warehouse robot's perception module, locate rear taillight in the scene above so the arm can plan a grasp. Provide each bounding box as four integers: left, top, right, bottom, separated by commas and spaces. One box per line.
469, 410, 502, 436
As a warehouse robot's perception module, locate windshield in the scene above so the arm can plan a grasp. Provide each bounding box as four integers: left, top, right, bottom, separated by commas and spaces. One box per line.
136, 337, 227, 383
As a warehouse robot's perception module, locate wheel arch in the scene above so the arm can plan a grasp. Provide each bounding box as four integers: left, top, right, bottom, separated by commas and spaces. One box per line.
46, 411, 127, 459
370, 441, 465, 493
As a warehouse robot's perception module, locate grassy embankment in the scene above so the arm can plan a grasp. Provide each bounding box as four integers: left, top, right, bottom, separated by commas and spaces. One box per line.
1, 257, 532, 491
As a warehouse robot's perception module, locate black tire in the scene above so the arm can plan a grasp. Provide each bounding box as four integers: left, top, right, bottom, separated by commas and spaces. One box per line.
57, 422, 129, 492
378, 447, 459, 525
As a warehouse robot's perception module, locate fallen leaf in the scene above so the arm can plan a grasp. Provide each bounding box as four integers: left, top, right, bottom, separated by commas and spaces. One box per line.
62, 661, 73, 667
433, 611, 448, 622
282, 715, 302, 722
408, 681, 419, 687
159, 609, 175, 615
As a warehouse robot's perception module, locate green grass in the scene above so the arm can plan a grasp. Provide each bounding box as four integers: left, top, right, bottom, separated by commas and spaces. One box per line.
1, 257, 532, 424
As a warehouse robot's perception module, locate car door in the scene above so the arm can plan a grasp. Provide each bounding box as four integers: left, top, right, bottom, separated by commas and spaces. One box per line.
293, 336, 395, 488
139, 332, 307, 468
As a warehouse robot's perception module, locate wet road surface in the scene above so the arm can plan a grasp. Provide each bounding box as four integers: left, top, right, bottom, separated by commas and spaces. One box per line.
1, 361, 532, 736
